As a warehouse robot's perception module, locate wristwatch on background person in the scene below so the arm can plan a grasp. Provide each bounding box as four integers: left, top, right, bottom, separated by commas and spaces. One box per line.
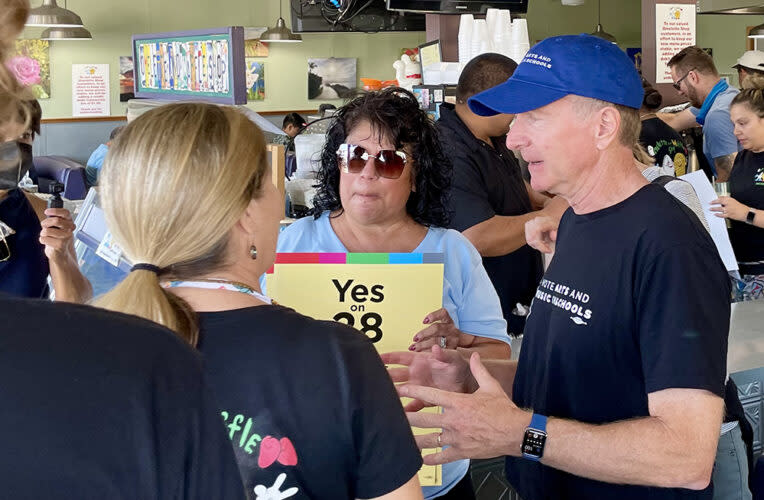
522, 413, 547, 461
746, 209, 757, 225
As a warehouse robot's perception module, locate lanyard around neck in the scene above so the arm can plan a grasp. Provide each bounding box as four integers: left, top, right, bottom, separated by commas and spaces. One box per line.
161, 279, 272, 305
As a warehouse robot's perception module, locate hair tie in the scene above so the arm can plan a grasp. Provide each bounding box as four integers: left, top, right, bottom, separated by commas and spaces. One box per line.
131, 263, 162, 274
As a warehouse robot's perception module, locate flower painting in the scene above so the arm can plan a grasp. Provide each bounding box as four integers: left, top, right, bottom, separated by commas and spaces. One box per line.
246, 59, 264, 101
11, 40, 50, 99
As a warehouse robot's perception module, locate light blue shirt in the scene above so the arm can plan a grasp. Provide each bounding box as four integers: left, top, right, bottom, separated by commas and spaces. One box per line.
273, 213, 509, 499
85, 143, 109, 186
690, 86, 741, 176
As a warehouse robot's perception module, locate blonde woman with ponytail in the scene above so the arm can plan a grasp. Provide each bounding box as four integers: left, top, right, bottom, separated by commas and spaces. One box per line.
97, 102, 424, 500
710, 77, 764, 299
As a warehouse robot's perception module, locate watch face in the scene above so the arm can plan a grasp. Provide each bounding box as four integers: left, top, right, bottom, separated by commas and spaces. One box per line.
522, 429, 546, 458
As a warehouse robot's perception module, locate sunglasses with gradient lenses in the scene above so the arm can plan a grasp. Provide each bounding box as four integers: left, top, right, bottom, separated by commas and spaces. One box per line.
336, 143, 408, 179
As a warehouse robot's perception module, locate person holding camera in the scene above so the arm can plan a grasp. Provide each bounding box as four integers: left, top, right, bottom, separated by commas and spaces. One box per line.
0, 98, 91, 302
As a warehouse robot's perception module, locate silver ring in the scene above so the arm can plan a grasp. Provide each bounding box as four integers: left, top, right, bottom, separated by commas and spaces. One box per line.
439, 336, 447, 348
437, 433, 442, 447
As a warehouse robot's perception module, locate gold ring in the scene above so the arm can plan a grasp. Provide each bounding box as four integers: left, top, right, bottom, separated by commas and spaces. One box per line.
437, 433, 442, 447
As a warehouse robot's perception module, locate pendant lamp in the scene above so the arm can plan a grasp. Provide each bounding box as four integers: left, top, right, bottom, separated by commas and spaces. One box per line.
590, 0, 617, 44
26, 0, 84, 28
41, 26, 92, 40
748, 21, 764, 39
260, 0, 302, 43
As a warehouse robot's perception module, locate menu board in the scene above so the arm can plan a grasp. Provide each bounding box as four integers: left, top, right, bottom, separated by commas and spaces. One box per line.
266, 252, 445, 486
132, 27, 246, 104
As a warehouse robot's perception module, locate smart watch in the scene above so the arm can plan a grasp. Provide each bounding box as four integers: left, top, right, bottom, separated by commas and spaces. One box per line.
522, 413, 547, 461
746, 209, 757, 225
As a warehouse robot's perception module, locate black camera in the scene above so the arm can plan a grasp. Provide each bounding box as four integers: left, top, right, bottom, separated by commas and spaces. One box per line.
47, 181, 64, 209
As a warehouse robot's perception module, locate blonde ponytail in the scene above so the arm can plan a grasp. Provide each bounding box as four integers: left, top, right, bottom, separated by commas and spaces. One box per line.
95, 103, 268, 345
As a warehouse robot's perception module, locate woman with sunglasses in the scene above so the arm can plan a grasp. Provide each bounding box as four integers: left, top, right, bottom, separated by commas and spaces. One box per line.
275, 88, 510, 500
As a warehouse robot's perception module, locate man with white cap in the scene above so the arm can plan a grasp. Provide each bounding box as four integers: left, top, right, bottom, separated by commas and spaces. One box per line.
734, 50, 764, 88
388, 34, 730, 500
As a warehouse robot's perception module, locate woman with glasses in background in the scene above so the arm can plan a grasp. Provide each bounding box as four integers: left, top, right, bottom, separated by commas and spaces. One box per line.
274, 87, 511, 500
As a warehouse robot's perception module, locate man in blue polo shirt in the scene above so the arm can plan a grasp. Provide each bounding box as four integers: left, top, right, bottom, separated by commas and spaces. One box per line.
658, 46, 741, 181
393, 34, 730, 500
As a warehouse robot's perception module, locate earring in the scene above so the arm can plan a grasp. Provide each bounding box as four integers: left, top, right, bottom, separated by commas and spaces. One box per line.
250, 245, 257, 260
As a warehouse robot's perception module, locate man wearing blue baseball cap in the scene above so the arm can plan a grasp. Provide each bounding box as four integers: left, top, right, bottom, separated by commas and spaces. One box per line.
390, 34, 730, 500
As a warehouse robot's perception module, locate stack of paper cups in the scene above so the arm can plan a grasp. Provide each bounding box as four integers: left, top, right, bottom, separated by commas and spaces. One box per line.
485, 8, 500, 51
511, 18, 530, 61
498, 10, 514, 59
472, 19, 489, 59
458, 14, 474, 65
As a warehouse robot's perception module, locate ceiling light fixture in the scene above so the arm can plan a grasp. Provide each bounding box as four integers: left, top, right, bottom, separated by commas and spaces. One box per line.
260, 0, 303, 43
26, 0, 85, 28
590, 0, 617, 44
40, 26, 92, 40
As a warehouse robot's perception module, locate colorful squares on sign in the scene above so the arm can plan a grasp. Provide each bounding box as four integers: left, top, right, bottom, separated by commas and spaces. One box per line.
272, 253, 444, 264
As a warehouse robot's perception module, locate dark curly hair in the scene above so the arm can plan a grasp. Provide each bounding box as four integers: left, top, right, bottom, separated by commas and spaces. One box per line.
311, 87, 451, 227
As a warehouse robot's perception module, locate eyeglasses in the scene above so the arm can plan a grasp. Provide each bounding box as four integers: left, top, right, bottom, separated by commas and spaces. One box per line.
672, 68, 695, 91
0, 233, 9, 263
336, 143, 408, 179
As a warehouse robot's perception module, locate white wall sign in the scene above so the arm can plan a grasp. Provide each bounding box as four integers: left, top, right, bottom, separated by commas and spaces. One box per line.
655, 4, 696, 84
72, 64, 110, 117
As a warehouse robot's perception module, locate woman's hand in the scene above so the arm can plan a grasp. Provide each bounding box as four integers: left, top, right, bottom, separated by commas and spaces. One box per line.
381, 345, 475, 411
410, 308, 474, 351
39, 208, 76, 262
710, 196, 749, 221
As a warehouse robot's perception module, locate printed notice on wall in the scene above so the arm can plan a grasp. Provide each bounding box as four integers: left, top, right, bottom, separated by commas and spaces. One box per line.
655, 4, 696, 84
72, 64, 109, 117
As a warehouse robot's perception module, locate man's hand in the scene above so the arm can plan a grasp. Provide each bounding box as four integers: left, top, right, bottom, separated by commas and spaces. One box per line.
397, 352, 530, 464
410, 308, 469, 351
39, 208, 76, 261
525, 216, 558, 254
382, 346, 473, 411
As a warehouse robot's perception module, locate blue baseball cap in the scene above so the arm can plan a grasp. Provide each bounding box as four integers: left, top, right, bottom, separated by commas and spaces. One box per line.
468, 34, 644, 116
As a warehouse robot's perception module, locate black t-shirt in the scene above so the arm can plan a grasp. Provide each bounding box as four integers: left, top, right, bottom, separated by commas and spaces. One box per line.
0, 188, 48, 298
197, 304, 422, 499
640, 117, 689, 175
728, 149, 764, 274
0, 294, 246, 500
506, 184, 730, 500
437, 103, 543, 334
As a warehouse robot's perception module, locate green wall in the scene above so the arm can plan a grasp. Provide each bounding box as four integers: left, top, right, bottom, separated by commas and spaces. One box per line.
697, 14, 762, 87
18, 0, 660, 119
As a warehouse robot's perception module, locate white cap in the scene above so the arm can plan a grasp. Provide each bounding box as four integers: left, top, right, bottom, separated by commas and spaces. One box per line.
734, 50, 764, 71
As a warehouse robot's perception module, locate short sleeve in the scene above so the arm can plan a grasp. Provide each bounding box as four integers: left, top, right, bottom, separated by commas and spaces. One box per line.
446, 234, 509, 342
636, 244, 730, 397
704, 109, 740, 160
447, 156, 496, 231
340, 330, 423, 498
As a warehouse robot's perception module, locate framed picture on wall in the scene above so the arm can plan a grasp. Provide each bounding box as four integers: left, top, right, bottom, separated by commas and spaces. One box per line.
308, 58, 357, 100
245, 60, 264, 101
132, 26, 246, 104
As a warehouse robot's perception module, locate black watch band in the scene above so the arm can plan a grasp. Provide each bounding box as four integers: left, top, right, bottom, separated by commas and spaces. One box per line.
746, 210, 757, 225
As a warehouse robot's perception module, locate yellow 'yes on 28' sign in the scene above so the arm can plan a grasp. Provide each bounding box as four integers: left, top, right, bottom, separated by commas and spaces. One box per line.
266, 252, 444, 486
